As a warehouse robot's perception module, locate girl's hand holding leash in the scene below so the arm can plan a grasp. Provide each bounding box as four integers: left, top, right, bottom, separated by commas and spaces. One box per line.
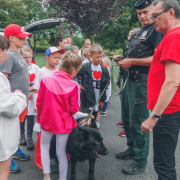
79, 115, 95, 126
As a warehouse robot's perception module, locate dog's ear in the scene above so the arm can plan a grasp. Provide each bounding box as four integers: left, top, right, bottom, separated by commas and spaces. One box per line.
77, 126, 89, 140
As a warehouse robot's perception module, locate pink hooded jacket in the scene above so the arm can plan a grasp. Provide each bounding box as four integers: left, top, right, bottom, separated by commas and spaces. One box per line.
36, 70, 79, 134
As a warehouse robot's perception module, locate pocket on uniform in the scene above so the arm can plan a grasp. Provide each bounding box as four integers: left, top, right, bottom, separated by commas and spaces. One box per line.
135, 74, 148, 104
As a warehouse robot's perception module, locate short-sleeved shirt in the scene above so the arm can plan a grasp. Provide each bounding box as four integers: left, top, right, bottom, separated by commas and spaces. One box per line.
33, 67, 58, 90
0, 49, 29, 101
28, 63, 40, 115
148, 27, 180, 114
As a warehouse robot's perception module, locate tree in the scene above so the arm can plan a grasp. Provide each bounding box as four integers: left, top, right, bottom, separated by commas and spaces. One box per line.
0, 0, 29, 28
47, 0, 128, 40
94, 0, 141, 51
23, 0, 48, 22
94, 10, 131, 51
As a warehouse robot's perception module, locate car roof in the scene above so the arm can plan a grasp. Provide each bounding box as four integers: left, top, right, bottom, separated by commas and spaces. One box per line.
0, 28, 4, 32
23, 18, 64, 33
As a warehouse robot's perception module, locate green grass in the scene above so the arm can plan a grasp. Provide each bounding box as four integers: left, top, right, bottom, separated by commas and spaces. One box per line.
111, 61, 120, 96
34, 53, 47, 68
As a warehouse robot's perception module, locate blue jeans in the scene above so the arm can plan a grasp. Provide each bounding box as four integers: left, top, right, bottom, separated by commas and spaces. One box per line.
153, 111, 180, 180
102, 102, 108, 113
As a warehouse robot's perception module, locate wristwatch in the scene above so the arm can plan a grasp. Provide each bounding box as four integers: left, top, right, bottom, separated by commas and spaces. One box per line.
150, 111, 161, 119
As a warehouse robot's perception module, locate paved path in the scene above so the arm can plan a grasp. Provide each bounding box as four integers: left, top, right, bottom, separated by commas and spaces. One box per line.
9, 96, 180, 180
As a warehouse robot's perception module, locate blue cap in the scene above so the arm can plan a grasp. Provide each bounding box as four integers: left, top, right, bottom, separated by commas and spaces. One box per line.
43, 46, 65, 62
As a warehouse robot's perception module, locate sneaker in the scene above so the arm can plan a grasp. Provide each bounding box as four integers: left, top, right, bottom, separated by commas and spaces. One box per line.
43, 178, 51, 180
119, 130, 126, 137
50, 159, 59, 173
117, 122, 123, 127
122, 163, 146, 175
101, 112, 107, 117
95, 120, 100, 129
116, 149, 135, 160
27, 138, 34, 150
19, 134, 27, 146
10, 159, 20, 173
12, 147, 30, 160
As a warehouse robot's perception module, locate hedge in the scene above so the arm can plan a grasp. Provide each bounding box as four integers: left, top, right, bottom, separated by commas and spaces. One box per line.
32, 46, 49, 53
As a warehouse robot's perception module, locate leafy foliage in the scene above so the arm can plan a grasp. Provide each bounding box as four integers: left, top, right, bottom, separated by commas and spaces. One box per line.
94, 0, 141, 51
0, 0, 29, 28
94, 9, 132, 51
73, 35, 85, 48
47, 0, 128, 39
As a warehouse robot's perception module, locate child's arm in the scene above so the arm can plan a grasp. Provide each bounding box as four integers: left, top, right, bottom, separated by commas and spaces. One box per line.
36, 80, 45, 123
29, 86, 34, 92
69, 84, 80, 115
33, 68, 40, 112
33, 90, 38, 113
28, 93, 33, 100
0, 80, 27, 117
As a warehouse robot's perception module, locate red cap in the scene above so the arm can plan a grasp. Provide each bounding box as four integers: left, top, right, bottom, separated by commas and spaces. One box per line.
4, 24, 32, 38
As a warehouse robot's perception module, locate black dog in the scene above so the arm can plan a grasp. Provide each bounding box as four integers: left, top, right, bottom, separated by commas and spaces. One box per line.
67, 121, 109, 180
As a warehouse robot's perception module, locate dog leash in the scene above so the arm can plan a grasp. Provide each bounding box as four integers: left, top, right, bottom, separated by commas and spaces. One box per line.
81, 61, 119, 126
81, 78, 111, 126
111, 58, 129, 96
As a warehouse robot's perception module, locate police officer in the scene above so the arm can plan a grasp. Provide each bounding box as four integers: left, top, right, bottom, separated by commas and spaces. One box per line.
113, 0, 164, 175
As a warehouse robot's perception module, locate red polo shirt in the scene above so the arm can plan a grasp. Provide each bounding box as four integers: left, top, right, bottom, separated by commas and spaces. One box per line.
147, 27, 180, 114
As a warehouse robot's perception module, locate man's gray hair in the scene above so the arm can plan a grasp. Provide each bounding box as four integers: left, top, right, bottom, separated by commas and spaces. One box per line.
152, 0, 180, 19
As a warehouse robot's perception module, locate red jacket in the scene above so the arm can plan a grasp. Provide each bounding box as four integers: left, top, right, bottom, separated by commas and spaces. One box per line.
36, 70, 79, 134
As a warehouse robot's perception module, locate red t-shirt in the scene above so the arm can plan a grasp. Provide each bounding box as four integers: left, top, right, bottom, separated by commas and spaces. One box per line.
147, 27, 180, 114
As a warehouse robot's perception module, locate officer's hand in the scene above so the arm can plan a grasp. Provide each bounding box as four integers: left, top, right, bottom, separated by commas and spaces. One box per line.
118, 58, 133, 69
113, 55, 123, 63
141, 117, 158, 132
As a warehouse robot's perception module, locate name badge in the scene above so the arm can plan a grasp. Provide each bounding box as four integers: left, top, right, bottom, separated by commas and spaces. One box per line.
139, 31, 148, 40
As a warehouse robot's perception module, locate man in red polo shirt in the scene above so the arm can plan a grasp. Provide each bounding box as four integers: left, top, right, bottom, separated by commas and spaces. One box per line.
141, 0, 180, 179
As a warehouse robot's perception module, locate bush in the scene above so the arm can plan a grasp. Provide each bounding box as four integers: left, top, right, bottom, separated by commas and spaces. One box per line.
73, 36, 85, 49
32, 46, 49, 53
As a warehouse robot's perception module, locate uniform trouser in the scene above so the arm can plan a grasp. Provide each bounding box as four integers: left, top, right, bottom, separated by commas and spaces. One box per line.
153, 111, 180, 180
121, 73, 150, 167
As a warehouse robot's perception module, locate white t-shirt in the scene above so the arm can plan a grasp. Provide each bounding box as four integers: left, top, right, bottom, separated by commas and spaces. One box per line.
33, 67, 58, 91
90, 64, 102, 111
27, 64, 40, 115
73, 111, 88, 120
78, 50, 83, 59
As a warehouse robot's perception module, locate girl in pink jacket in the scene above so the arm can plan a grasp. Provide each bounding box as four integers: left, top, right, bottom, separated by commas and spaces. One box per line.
36, 52, 82, 180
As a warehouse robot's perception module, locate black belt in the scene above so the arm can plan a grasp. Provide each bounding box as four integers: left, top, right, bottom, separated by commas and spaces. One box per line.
130, 69, 148, 74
